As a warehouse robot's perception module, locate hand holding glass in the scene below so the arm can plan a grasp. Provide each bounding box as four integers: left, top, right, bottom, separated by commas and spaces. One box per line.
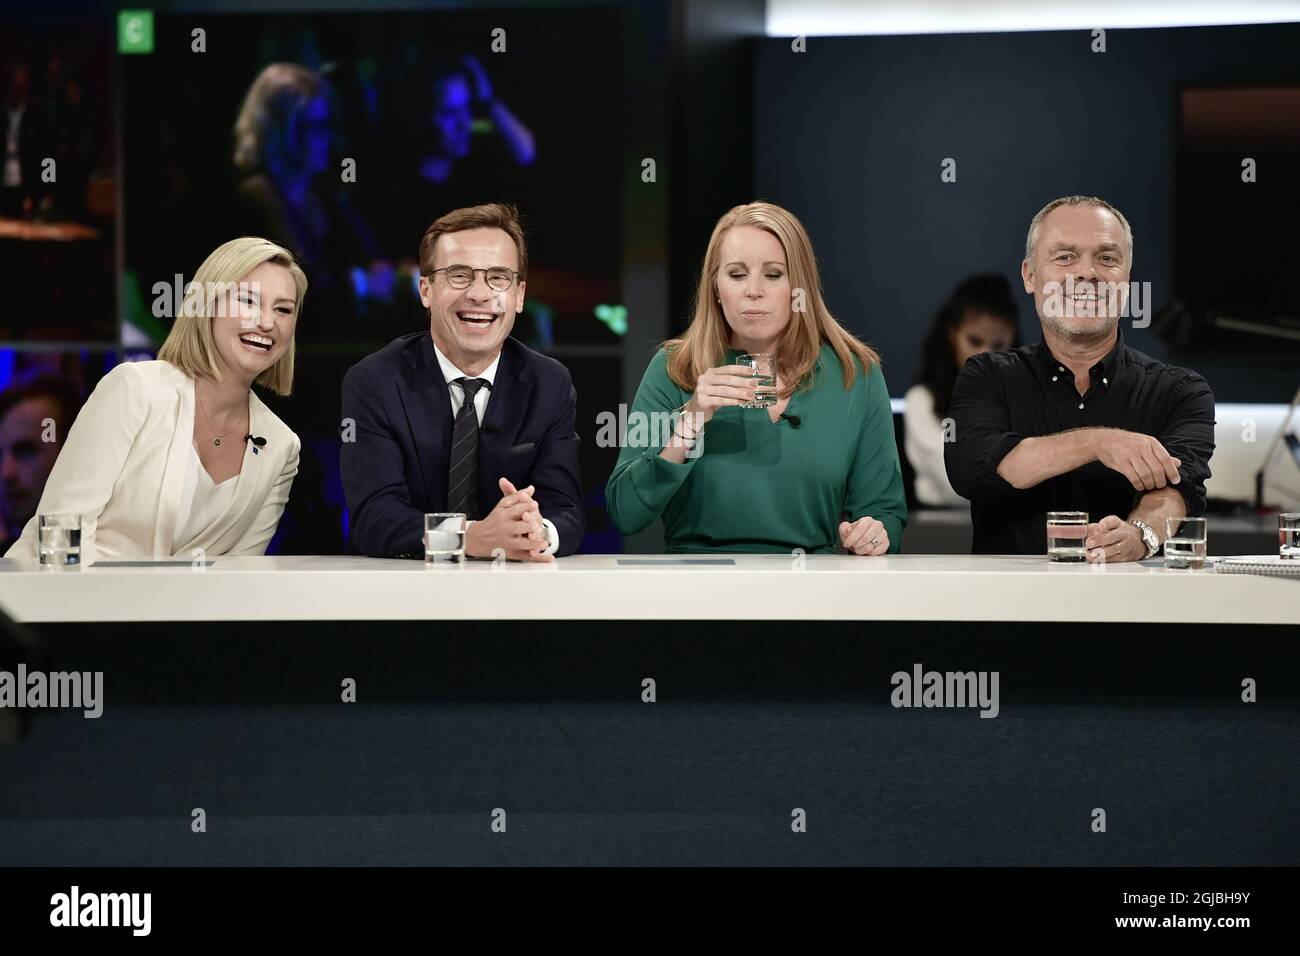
736, 352, 776, 409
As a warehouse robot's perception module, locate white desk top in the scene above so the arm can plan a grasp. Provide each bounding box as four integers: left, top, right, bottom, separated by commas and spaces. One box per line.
0, 554, 1295, 624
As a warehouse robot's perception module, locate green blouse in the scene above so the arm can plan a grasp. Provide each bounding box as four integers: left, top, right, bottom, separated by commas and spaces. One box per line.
605, 343, 908, 553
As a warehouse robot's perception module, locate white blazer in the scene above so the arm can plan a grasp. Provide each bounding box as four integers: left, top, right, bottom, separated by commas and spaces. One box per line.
6, 360, 300, 564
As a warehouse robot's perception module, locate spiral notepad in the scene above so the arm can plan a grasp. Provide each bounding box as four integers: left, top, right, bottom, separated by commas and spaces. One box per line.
1214, 556, 1300, 578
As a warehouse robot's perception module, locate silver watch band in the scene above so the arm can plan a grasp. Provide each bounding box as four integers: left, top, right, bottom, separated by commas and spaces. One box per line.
1130, 520, 1159, 558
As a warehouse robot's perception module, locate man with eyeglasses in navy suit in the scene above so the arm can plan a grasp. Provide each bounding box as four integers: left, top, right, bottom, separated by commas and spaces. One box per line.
341, 202, 584, 560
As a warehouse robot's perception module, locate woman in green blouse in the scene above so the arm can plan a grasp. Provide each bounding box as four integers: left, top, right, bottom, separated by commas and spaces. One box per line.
606, 201, 907, 554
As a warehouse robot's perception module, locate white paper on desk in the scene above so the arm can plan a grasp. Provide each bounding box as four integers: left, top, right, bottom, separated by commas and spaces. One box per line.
93, 560, 215, 568
1214, 555, 1300, 577
617, 558, 736, 566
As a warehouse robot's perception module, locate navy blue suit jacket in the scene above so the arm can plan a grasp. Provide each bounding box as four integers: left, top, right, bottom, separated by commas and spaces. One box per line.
341, 333, 585, 557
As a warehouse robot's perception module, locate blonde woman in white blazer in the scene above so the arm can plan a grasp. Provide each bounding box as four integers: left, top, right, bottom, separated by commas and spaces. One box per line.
7, 237, 306, 564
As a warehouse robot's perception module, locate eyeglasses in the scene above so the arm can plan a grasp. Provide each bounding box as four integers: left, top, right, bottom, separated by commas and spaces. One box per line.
427, 266, 519, 291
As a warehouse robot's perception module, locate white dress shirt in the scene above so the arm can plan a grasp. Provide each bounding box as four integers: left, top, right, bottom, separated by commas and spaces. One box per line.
432, 342, 558, 555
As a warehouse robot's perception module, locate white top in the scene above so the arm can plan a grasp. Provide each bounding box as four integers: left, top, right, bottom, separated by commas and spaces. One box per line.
0, 554, 1295, 625
174, 446, 241, 548
903, 384, 969, 508
431, 340, 558, 555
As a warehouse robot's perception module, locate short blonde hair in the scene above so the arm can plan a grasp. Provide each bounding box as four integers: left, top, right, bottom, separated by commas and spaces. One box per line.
157, 237, 307, 396
666, 201, 880, 394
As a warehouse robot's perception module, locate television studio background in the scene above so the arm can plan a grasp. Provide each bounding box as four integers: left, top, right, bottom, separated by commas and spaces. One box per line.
1, 0, 1297, 560
1, 0, 1299, 906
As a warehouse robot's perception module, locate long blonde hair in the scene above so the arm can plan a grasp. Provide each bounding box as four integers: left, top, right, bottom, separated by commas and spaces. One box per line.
157, 236, 307, 396
665, 201, 879, 393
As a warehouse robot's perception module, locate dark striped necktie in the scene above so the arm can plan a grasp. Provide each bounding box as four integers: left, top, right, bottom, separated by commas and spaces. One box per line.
448, 377, 488, 519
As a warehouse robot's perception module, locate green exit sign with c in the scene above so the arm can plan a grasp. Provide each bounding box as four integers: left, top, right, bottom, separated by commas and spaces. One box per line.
118, 10, 154, 54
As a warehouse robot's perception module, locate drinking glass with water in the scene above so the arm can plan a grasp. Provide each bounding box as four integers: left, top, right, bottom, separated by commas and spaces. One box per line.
1280, 513, 1300, 560
1046, 511, 1088, 562
1164, 516, 1207, 569
38, 513, 81, 567
736, 352, 777, 409
424, 513, 467, 563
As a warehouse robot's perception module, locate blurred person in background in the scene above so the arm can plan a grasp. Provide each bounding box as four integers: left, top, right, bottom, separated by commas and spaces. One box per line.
386, 54, 537, 251
2, 61, 47, 218
40, 57, 95, 221
232, 62, 392, 337
905, 275, 1018, 507
419, 55, 534, 187
0, 377, 83, 553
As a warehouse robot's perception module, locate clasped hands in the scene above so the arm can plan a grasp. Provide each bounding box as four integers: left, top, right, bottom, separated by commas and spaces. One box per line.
464, 477, 553, 562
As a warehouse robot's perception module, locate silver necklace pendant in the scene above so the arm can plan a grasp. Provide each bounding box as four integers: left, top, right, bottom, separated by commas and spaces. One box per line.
213, 437, 222, 447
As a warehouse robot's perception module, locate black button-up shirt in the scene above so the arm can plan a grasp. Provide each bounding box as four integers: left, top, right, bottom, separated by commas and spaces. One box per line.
944, 332, 1216, 554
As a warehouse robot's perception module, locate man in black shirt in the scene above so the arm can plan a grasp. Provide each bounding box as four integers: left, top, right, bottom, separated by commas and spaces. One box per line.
945, 195, 1215, 560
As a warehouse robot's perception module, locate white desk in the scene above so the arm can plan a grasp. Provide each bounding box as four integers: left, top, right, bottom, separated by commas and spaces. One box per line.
2, 553, 1296, 868
0, 553, 1295, 624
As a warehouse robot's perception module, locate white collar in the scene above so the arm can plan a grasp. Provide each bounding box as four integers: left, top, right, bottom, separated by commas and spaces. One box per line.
432, 339, 500, 387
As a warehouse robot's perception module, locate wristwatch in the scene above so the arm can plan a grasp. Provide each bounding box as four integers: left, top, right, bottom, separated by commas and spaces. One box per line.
1130, 520, 1160, 559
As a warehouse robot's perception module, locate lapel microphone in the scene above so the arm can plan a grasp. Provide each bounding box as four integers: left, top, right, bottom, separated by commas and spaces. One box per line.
780, 413, 801, 428
244, 434, 267, 454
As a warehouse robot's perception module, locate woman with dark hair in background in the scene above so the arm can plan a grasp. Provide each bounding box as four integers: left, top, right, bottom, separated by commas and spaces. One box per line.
381, 52, 537, 250
904, 274, 1018, 507
419, 54, 535, 186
